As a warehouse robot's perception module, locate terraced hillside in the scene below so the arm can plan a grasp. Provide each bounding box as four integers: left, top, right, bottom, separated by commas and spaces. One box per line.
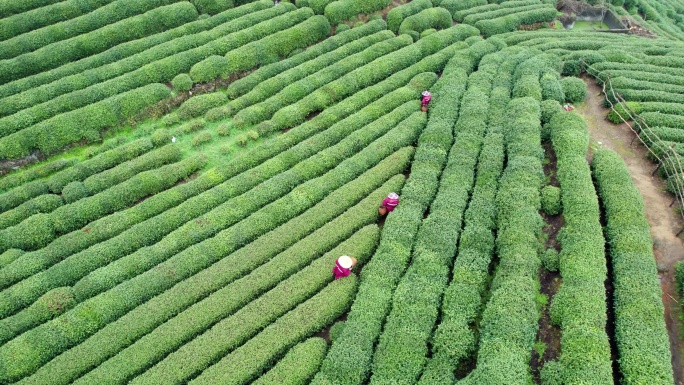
1, 0, 683, 384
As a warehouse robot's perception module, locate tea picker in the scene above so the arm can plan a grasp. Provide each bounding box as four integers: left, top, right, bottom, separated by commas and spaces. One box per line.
333, 255, 357, 280
421, 91, 432, 112
378, 192, 399, 216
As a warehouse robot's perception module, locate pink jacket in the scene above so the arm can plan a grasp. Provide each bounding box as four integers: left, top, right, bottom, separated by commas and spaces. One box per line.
382, 197, 399, 212
421, 95, 432, 105
332, 260, 351, 280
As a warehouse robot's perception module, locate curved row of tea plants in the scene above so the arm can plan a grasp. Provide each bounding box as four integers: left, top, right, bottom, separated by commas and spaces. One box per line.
592, 149, 675, 384
0, 6, 317, 158
459, 96, 544, 385
0, 1, 273, 100
547, 112, 613, 384
0, 101, 427, 382
418, 48, 512, 384
0, 89, 424, 322
0, 2, 199, 83
0, 1, 283, 118
223, 30, 394, 119
311, 38, 502, 385
0, 0, 182, 60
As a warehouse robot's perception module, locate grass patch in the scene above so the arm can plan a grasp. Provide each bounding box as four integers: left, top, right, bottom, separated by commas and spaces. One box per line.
571, 20, 610, 31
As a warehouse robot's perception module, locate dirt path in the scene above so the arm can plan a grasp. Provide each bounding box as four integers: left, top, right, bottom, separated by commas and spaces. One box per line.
577, 77, 684, 384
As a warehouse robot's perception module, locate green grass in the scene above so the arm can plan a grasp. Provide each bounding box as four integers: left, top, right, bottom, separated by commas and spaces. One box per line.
0, 84, 269, 186
136, 115, 268, 170
571, 20, 610, 31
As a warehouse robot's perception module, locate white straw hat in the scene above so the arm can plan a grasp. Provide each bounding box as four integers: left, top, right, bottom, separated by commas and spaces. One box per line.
388, 192, 399, 199
422, 91, 430, 96
338, 255, 353, 269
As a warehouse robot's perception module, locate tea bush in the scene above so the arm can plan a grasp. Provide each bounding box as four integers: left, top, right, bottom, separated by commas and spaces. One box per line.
171, 74, 193, 92
192, 132, 213, 147
541, 185, 561, 215
324, 0, 392, 25
252, 338, 328, 385
398, 7, 452, 36
0, 2, 198, 83
193, 0, 234, 14
178, 93, 228, 119
387, 0, 432, 33
0, 195, 63, 230
0, 0, 183, 60
592, 149, 674, 384
548, 111, 613, 384
560, 77, 587, 103
226, 20, 387, 98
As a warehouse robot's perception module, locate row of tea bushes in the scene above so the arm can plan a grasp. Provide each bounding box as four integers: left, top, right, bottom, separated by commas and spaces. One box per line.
0, 159, 76, 193
0, 0, 116, 38
311, 39, 501, 385
226, 19, 387, 98
231, 35, 411, 128
30, 174, 403, 385
0, 0, 63, 18
548, 112, 613, 384
223, 30, 393, 118
0, 5, 301, 139
0, 2, 198, 83
398, 7, 452, 38
0, 1, 273, 100
0, 83, 172, 160
386, 0, 432, 33
324, 0, 391, 25
251, 337, 327, 385
592, 149, 674, 384
75, 144, 414, 385
0, 0, 181, 59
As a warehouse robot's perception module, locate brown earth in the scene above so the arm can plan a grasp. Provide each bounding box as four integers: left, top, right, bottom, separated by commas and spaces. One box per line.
531, 142, 563, 383
577, 76, 684, 384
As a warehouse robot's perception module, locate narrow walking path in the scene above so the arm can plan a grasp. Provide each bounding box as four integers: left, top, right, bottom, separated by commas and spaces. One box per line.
577, 77, 684, 384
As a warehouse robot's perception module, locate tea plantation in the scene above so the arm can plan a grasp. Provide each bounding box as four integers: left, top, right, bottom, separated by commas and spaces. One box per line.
0, 0, 683, 384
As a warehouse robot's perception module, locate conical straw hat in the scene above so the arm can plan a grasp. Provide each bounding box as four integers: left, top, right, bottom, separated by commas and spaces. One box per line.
338, 255, 353, 269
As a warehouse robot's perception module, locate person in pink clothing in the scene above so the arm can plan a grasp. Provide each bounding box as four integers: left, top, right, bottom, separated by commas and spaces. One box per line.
421, 91, 432, 112
381, 192, 399, 213
333, 255, 354, 280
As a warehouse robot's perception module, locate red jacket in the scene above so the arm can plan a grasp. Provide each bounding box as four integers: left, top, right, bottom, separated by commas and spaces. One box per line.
382, 197, 399, 212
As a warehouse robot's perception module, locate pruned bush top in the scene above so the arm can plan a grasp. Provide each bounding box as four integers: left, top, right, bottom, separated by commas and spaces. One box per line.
561, 76, 587, 104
